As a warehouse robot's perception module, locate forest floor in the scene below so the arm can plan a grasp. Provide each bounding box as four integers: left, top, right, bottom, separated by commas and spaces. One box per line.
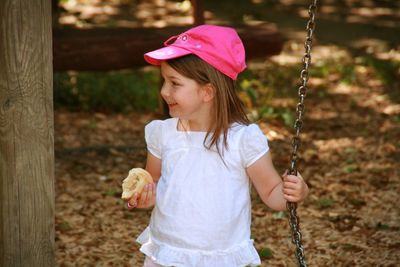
54, 0, 399, 266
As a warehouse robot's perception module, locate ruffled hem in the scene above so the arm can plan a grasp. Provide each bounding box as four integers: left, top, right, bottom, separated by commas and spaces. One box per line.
136, 227, 261, 267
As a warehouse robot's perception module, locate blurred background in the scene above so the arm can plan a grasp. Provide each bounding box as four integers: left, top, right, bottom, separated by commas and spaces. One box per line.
53, 1, 399, 266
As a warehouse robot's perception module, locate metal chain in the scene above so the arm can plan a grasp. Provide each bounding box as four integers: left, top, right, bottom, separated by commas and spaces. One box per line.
287, 1, 318, 267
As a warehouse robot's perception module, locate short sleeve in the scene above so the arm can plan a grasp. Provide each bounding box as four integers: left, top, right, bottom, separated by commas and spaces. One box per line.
240, 124, 269, 168
144, 120, 163, 159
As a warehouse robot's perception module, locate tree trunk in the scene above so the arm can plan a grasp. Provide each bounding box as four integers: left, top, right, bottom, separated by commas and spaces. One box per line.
0, 0, 55, 266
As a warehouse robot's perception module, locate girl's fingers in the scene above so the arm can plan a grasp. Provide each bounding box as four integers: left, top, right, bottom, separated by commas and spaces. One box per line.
127, 183, 156, 209
127, 193, 139, 209
139, 184, 150, 205
283, 184, 308, 203
283, 193, 300, 202
283, 174, 300, 183
148, 183, 155, 199
283, 188, 300, 196
283, 181, 299, 190
138, 183, 155, 207
150, 183, 156, 200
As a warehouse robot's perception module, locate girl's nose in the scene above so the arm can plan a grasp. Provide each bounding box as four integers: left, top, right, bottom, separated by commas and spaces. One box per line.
160, 82, 169, 98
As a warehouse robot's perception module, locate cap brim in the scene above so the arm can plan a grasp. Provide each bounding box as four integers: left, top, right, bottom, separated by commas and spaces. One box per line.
144, 46, 192, 65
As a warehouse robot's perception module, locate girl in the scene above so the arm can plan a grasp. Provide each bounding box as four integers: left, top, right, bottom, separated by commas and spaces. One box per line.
125, 25, 309, 267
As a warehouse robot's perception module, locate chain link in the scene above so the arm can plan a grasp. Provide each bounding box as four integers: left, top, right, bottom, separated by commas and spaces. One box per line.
287, 1, 318, 267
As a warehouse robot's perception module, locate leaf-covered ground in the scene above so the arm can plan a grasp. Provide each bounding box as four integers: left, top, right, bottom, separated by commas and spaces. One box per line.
55, 1, 399, 266
54, 47, 399, 267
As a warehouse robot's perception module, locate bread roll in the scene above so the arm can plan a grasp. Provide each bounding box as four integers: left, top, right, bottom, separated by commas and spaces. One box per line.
121, 168, 153, 200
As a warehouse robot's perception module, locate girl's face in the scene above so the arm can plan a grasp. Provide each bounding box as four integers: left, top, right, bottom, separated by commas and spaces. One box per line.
160, 62, 212, 124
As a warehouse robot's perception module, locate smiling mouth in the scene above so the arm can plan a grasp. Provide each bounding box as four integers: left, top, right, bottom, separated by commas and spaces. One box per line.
166, 102, 177, 107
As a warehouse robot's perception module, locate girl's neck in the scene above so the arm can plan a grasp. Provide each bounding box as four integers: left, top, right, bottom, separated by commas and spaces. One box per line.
178, 118, 211, 132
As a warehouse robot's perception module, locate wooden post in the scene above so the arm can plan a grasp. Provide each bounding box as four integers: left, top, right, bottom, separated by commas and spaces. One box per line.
0, 0, 55, 266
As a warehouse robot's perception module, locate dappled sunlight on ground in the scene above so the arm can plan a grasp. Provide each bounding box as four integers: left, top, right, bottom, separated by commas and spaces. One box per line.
58, 0, 194, 28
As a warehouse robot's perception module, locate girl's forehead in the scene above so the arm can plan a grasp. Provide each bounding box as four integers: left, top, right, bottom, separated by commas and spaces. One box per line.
161, 61, 185, 80
161, 62, 176, 75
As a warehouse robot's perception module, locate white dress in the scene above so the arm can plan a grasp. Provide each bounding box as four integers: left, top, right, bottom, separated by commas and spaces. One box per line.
137, 118, 269, 267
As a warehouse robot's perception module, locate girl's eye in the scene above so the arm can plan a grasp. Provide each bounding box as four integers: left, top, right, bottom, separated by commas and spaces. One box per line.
171, 81, 181, 87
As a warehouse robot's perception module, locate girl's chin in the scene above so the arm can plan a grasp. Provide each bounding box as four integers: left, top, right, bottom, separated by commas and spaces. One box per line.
168, 110, 180, 117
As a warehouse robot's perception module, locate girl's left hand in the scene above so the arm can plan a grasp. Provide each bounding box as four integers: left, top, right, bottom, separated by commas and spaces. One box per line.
282, 171, 309, 202
127, 182, 156, 209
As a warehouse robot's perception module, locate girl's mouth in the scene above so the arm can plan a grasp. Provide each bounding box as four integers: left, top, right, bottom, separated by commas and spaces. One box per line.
167, 102, 177, 108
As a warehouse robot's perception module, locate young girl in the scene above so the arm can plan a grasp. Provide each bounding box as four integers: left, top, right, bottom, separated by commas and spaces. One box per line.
126, 25, 309, 267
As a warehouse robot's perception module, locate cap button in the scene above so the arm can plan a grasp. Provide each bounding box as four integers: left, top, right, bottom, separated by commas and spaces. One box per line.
181, 34, 188, 41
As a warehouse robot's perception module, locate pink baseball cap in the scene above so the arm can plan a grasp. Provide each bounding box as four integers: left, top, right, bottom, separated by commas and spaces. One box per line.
144, 24, 246, 80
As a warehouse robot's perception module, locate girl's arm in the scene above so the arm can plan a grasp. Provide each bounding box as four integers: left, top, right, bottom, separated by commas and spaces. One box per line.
246, 152, 309, 211
145, 152, 161, 183
128, 152, 161, 209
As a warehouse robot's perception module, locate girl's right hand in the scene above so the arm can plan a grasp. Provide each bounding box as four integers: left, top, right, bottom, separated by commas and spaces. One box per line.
127, 183, 156, 209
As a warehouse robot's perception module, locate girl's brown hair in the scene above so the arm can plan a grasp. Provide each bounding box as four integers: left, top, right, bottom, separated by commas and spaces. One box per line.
167, 55, 250, 155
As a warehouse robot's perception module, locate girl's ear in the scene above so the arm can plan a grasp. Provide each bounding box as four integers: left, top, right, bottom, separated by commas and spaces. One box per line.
202, 83, 215, 102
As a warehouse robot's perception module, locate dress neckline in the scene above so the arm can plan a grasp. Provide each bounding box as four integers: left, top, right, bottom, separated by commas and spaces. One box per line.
174, 118, 208, 134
